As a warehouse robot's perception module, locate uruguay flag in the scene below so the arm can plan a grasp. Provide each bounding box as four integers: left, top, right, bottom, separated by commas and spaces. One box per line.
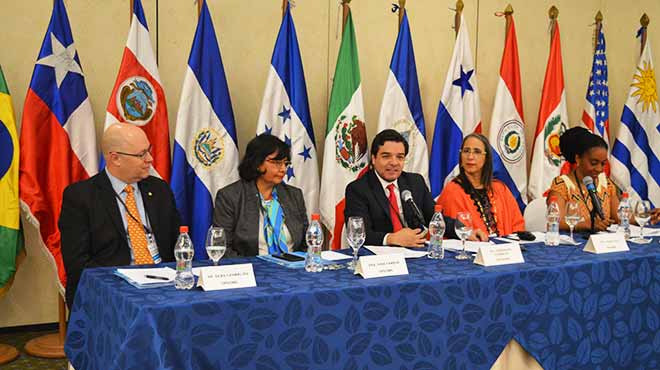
488, 14, 527, 210
377, 10, 427, 181
105, 0, 170, 181
429, 14, 481, 199
611, 27, 660, 206
19, 0, 98, 290
256, 3, 319, 214
171, 0, 239, 259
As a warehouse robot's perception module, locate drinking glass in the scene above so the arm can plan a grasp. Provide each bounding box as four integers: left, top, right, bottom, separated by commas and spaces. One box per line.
346, 217, 366, 271
454, 212, 473, 260
205, 226, 227, 265
565, 200, 581, 243
632, 200, 652, 244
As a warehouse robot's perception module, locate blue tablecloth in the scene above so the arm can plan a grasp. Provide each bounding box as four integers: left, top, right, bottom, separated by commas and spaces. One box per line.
65, 238, 660, 370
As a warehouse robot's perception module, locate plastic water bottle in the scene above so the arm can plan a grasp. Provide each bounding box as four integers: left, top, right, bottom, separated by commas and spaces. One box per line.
174, 226, 195, 289
545, 196, 560, 246
305, 214, 324, 273
428, 205, 446, 259
617, 192, 632, 240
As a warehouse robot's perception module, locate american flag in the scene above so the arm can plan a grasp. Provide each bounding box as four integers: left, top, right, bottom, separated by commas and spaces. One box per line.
581, 27, 609, 146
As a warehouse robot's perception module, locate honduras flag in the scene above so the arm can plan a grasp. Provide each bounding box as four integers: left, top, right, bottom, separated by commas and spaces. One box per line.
257, 3, 319, 214
488, 14, 527, 211
377, 10, 428, 182
611, 27, 660, 206
171, 0, 239, 258
429, 14, 481, 199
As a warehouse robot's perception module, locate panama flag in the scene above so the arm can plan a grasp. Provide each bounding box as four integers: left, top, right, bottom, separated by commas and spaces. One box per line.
377, 10, 427, 181
528, 20, 568, 200
19, 0, 98, 289
257, 3, 319, 214
0, 67, 24, 296
429, 14, 481, 199
611, 27, 660, 205
488, 14, 527, 210
105, 0, 170, 181
320, 9, 369, 249
171, 0, 239, 259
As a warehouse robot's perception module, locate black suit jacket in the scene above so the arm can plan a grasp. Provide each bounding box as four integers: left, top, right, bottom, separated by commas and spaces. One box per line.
344, 170, 456, 245
213, 179, 308, 257
59, 171, 181, 309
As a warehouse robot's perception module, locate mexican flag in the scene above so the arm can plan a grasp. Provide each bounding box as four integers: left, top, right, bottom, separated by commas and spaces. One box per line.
528, 20, 568, 200
319, 9, 368, 250
0, 66, 24, 297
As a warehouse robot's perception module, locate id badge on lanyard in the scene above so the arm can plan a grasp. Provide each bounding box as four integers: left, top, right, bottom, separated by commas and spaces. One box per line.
146, 232, 161, 264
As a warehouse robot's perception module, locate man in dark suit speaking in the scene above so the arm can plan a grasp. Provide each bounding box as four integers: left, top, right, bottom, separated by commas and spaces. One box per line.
345, 129, 486, 247
59, 123, 180, 308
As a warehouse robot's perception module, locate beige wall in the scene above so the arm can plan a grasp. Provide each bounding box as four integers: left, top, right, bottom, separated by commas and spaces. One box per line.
1, 0, 658, 326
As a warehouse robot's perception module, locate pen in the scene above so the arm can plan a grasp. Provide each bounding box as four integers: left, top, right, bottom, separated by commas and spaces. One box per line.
145, 274, 170, 281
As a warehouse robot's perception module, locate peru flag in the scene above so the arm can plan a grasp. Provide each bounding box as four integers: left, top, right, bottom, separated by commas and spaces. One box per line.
105, 0, 170, 181
19, 0, 98, 289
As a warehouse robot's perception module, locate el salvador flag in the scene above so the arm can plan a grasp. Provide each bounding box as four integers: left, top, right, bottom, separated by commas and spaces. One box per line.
171, 0, 239, 259
429, 15, 481, 199
256, 3, 319, 214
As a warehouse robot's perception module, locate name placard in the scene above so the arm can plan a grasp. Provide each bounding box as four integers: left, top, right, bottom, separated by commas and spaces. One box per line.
583, 234, 629, 254
197, 264, 257, 291
355, 254, 408, 279
474, 242, 524, 267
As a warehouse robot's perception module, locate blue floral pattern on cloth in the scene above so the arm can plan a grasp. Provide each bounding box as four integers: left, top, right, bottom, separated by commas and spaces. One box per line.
65, 238, 660, 370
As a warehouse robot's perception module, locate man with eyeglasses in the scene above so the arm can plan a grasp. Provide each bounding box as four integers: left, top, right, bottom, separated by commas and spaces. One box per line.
59, 123, 181, 309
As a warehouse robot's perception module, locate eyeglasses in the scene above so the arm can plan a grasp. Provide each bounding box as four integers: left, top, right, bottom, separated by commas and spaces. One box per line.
265, 158, 292, 168
459, 148, 486, 156
115, 145, 152, 160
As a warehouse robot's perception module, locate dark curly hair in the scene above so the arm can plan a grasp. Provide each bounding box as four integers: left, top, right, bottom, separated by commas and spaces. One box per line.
559, 127, 608, 164
238, 134, 291, 181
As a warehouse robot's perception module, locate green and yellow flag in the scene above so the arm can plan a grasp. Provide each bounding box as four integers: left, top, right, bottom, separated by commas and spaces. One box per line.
0, 66, 24, 297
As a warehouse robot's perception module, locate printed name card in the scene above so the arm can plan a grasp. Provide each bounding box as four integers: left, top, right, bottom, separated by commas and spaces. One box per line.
355, 254, 409, 279
474, 242, 524, 267
197, 264, 257, 291
583, 234, 629, 254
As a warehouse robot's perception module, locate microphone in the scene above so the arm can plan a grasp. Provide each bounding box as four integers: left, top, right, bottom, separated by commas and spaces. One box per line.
582, 176, 605, 220
401, 190, 427, 229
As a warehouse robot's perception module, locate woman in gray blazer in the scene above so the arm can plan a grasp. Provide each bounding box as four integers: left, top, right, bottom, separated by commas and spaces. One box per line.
213, 134, 308, 257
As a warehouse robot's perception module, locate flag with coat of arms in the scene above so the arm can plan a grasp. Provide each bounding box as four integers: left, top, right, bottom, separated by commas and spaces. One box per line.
611, 26, 660, 205
377, 9, 427, 182
488, 13, 527, 210
105, 0, 170, 181
528, 19, 568, 200
256, 2, 319, 215
429, 14, 481, 199
320, 8, 369, 249
170, 0, 239, 259
19, 0, 98, 290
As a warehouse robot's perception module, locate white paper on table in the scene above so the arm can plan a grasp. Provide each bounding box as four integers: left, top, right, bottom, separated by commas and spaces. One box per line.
116, 267, 176, 284
364, 245, 428, 259
442, 240, 493, 253
606, 224, 660, 237
321, 251, 353, 261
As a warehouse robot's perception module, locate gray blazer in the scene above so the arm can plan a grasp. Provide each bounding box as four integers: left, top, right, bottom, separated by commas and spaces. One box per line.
213, 179, 309, 257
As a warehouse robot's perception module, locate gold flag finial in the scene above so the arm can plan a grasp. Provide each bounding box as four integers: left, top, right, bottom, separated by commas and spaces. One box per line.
641, 13, 650, 27
504, 4, 513, 15
456, 0, 464, 12
549, 6, 559, 20
595, 10, 603, 23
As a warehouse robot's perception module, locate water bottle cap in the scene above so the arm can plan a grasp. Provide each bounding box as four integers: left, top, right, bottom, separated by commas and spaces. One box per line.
180, 226, 189, 233
434, 205, 443, 213
311, 213, 320, 221
622, 192, 629, 198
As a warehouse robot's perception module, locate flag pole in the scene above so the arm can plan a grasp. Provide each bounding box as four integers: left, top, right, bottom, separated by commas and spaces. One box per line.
198, 0, 203, 18
593, 11, 603, 52
454, 0, 464, 37
23, 294, 66, 358
504, 4, 513, 30
342, 0, 351, 34
398, 0, 406, 29
549, 5, 559, 40
640, 13, 649, 55
282, 0, 288, 19
130, 0, 134, 23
